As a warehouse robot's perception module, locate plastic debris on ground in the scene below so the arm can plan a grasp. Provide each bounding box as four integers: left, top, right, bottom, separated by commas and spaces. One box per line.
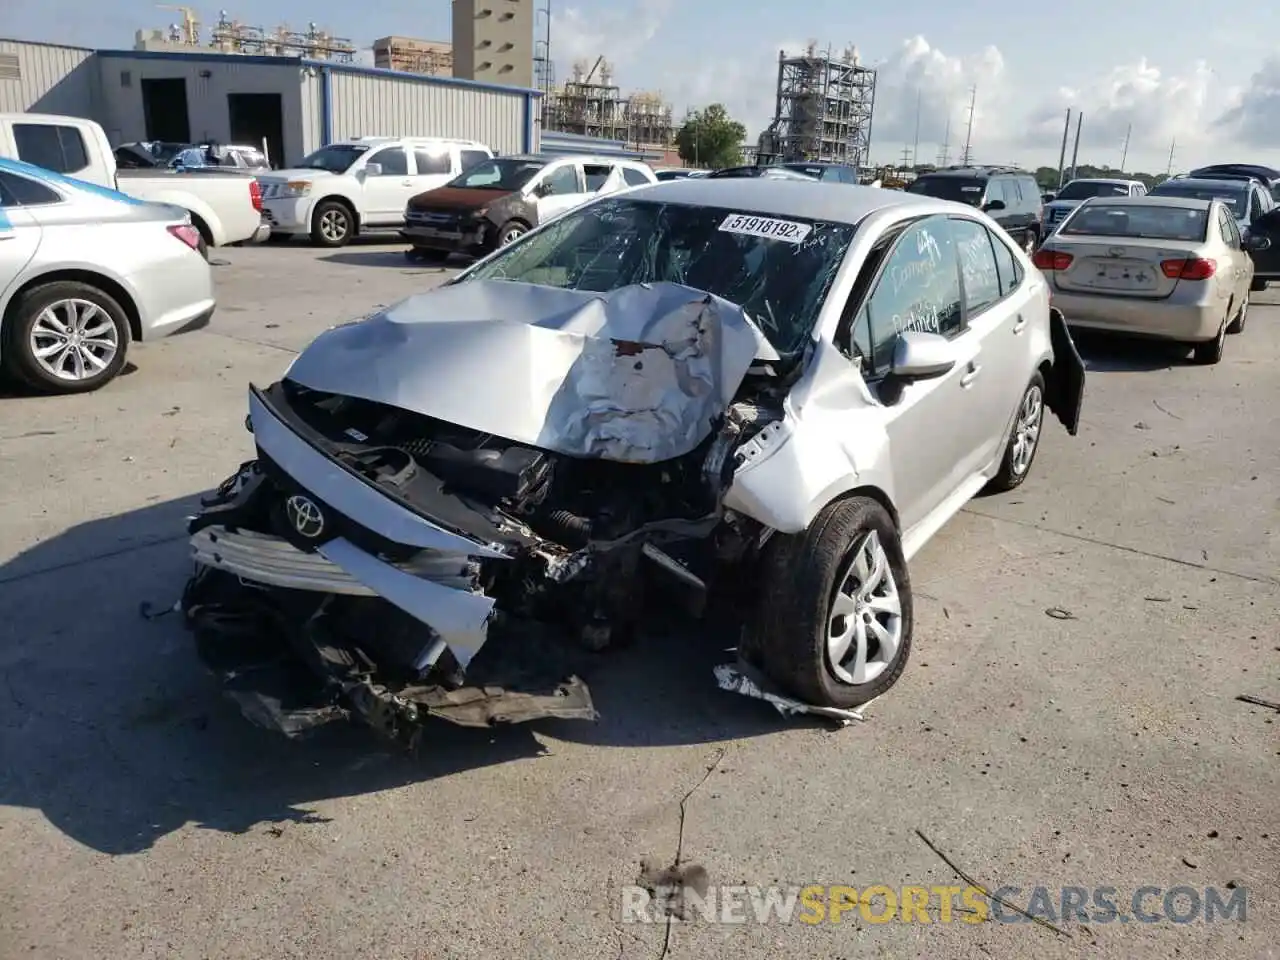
714, 659, 874, 726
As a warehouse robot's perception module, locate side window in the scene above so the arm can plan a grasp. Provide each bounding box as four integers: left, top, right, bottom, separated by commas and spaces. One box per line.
460, 149, 489, 172
412, 147, 452, 175
1004, 178, 1023, 206
582, 164, 614, 192
621, 167, 650, 187
951, 218, 1002, 315
851, 217, 963, 376
0, 171, 63, 206
367, 147, 407, 176
13, 123, 89, 174
1220, 208, 1241, 248
539, 165, 580, 196
984, 180, 1005, 206
989, 230, 1023, 295
1248, 189, 1263, 222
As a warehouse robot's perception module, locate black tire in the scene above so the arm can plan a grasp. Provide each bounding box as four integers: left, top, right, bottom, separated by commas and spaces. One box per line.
986, 371, 1047, 493
743, 496, 913, 709
1227, 295, 1248, 334
266, 233, 291, 244
494, 219, 529, 249
1193, 316, 1227, 364
1249, 277, 1267, 292
310, 200, 354, 247
190, 214, 213, 248
1, 281, 130, 394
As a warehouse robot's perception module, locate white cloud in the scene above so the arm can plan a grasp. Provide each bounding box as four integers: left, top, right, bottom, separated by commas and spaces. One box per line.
1214, 57, 1280, 147
550, 0, 672, 83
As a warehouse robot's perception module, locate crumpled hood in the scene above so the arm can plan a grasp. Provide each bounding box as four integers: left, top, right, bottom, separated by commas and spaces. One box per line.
283, 280, 769, 463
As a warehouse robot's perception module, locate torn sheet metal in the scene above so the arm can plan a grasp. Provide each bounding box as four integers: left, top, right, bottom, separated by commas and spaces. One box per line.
714, 661, 871, 726
282, 280, 764, 463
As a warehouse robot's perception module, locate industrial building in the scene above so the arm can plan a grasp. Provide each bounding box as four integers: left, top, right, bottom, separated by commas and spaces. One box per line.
372, 36, 453, 78
756, 43, 876, 168
0, 37, 539, 167
451, 0, 534, 89
541, 57, 676, 157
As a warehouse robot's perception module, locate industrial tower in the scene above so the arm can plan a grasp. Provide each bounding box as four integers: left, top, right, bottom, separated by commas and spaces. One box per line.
756, 43, 877, 168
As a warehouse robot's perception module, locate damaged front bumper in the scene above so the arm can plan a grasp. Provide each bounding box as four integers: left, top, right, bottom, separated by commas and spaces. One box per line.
182, 386, 598, 741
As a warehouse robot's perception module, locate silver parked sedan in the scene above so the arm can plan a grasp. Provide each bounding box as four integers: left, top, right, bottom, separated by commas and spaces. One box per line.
1036, 196, 1263, 364
181, 179, 1085, 744
0, 157, 216, 393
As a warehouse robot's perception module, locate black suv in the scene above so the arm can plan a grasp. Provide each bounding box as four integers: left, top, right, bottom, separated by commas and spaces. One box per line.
905, 166, 1043, 253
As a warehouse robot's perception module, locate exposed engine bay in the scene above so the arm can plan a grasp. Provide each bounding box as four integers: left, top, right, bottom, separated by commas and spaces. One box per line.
182, 281, 791, 745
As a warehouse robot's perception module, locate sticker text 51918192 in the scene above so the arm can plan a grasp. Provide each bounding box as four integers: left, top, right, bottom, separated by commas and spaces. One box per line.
719, 213, 813, 244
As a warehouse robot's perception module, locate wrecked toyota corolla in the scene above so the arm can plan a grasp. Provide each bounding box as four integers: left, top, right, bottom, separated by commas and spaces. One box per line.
183, 180, 1085, 743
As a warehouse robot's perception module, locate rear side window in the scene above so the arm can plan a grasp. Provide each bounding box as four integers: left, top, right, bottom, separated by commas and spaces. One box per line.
951, 218, 1002, 314
984, 180, 1005, 206
583, 164, 613, 192
413, 148, 452, 175
1005, 179, 1024, 205
621, 167, 650, 187
14, 123, 89, 174
0, 171, 63, 206
906, 176, 985, 205
989, 231, 1022, 296
460, 149, 489, 172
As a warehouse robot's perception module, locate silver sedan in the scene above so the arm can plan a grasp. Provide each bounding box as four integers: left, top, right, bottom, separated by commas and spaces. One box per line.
1034, 195, 1263, 364
0, 157, 216, 394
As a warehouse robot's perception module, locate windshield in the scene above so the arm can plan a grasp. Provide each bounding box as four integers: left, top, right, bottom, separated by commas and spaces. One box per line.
461, 197, 856, 356
1057, 181, 1130, 200
449, 158, 545, 190
905, 177, 984, 205
1151, 183, 1245, 217
296, 144, 369, 173
1060, 203, 1208, 241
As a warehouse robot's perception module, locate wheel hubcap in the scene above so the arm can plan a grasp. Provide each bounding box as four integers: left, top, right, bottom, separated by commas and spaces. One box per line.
502, 228, 524, 245
1010, 385, 1043, 476
320, 210, 347, 240
827, 530, 903, 685
29, 298, 118, 381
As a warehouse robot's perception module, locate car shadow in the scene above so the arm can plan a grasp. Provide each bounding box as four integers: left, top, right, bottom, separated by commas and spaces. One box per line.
0, 363, 139, 399
319, 249, 463, 270
0, 494, 801, 855
1070, 329, 1195, 372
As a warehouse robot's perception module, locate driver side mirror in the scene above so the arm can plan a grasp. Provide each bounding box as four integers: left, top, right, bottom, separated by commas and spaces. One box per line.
1244, 233, 1272, 252
363, 162, 383, 177
890, 332, 957, 381
1041, 192, 1056, 203
982, 199, 1006, 212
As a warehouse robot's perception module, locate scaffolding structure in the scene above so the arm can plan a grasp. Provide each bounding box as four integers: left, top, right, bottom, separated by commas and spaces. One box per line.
372, 36, 453, 76
542, 57, 675, 148
756, 43, 876, 167
139, 8, 356, 61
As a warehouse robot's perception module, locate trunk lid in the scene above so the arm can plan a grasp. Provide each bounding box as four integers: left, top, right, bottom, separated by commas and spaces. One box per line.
1045, 237, 1206, 299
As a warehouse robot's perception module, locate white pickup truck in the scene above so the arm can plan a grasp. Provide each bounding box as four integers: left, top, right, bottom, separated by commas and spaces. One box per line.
0, 113, 267, 247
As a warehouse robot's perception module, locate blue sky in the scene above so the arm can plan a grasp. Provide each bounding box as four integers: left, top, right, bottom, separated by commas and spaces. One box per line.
10, 0, 1280, 172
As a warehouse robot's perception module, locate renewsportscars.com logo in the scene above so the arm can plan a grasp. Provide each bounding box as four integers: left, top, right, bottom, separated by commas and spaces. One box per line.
621, 883, 1248, 926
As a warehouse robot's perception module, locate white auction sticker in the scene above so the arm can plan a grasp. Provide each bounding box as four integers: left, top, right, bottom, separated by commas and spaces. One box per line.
718, 213, 813, 244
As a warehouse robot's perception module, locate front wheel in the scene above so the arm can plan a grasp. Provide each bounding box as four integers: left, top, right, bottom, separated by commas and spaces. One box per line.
1, 281, 130, 394
311, 201, 354, 247
494, 219, 529, 249
986, 372, 1045, 493
744, 496, 913, 709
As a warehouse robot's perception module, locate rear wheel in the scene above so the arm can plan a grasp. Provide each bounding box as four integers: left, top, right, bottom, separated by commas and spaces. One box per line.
1193, 315, 1227, 364
1227, 295, 1248, 334
744, 496, 913, 709
986, 373, 1046, 493
1, 281, 131, 394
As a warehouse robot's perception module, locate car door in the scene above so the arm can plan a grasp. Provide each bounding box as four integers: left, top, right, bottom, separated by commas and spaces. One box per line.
360, 146, 414, 224
411, 144, 456, 195
950, 215, 1037, 473
531, 163, 585, 222
843, 215, 988, 533
1244, 205, 1280, 279
0, 171, 47, 306
1218, 207, 1251, 303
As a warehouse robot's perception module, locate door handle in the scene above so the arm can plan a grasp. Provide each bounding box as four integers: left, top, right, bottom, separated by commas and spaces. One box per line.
401, 179, 413, 186
960, 364, 982, 388
1012, 314, 1027, 334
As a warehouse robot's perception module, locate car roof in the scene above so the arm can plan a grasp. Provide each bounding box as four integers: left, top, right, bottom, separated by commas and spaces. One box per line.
625, 178, 935, 224
1079, 195, 1213, 210
1154, 178, 1248, 191
917, 166, 1032, 179
1065, 178, 1139, 185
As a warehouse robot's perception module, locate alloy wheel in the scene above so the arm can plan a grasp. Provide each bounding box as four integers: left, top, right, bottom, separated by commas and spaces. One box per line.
29, 298, 119, 381
1010, 384, 1044, 477
320, 209, 349, 243
827, 530, 904, 685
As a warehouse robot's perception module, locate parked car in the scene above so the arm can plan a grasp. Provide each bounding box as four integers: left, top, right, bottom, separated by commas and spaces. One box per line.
180, 179, 1084, 743
1034, 196, 1262, 364
1188, 163, 1280, 201
0, 156, 215, 393
0, 113, 268, 247
402, 154, 658, 261
707, 165, 818, 181
654, 167, 698, 181
256, 136, 494, 247
1042, 178, 1147, 232
905, 166, 1043, 254
1148, 176, 1276, 287
779, 162, 861, 184
116, 141, 271, 173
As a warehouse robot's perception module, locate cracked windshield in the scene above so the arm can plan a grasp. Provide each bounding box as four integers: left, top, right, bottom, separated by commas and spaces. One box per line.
1, 0, 1276, 958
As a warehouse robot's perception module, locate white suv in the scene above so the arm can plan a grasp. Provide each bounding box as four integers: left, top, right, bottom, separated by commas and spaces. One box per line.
258, 136, 494, 247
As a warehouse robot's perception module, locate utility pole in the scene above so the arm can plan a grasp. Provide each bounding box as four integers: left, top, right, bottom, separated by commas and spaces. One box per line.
1120, 123, 1131, 173
1068, 111, 1083, 182
899, 145, 912, 168
911, 88, 921, 169
937, 114, 951, 166
1056, 108, 1072, 188
959, 86, 977, 165
1165, 138, 1176, 178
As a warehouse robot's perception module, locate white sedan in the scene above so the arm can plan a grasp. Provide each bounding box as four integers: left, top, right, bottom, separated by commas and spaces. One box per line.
0, 157, 215, 394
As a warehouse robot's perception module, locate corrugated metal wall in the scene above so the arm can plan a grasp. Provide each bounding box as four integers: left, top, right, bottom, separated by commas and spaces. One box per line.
299, 69, 324, 156
94, 54, 310, 164
0, 39, 97, 116
327, 71, 527, 154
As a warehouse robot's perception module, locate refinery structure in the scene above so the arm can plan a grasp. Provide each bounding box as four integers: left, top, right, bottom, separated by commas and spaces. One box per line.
756, 43, 877, 167
541, 57, 675, 152
135, 6, 356, 61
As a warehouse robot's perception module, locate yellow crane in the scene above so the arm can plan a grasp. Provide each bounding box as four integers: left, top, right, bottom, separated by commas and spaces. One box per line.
156, 5, 200, 45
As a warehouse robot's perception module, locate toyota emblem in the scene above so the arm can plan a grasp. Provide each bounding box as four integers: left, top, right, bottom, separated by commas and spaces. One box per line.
285, 494, 325, 538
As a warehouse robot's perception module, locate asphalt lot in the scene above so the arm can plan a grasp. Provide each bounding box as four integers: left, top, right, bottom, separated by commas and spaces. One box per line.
1, 240, 1277, 960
